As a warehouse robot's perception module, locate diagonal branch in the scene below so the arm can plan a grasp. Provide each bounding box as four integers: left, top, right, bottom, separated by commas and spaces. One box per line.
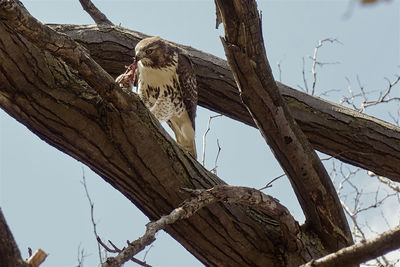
301, 224, 400, 267
78, 0, 113, 25
216, 0, 352, 251
103, 185, 298, 267
0, 0, 128, 111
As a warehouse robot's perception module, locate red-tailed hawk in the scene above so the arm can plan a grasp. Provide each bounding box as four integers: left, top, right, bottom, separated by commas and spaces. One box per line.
116, 37, 198, 158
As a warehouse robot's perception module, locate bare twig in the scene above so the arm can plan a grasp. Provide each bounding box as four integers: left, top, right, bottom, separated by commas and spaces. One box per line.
96, 237, 152, 267
310, 38, 342, 95
259, 173, 286, 191
81, 167, 103, 264
301, 223, 400, 267
78, 0, 113, 25
142, 244, 154, 263
76, 244, 88, 267
210, 139, 221, 175
202, 114, 222, 167
360, 75, 400, 112
341, 75, 400, 112
374, 175, 400, 193
298, 57, 309, 93
102, 185, 295, 267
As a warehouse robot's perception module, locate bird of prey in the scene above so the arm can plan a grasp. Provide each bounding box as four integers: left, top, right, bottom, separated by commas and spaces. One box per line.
116, 37, 198, 158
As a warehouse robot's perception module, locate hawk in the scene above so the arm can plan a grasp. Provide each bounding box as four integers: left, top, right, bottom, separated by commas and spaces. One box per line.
116, 37, 198, 158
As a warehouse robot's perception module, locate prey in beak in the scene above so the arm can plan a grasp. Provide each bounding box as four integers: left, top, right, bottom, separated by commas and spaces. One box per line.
115, 57, 138, 91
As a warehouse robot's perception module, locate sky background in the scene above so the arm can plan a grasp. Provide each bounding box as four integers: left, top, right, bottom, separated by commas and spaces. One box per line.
1, 0, 399, 266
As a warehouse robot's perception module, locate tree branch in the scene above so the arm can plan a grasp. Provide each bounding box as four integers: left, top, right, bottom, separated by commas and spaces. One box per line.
78, 0, 113, 25
0, 2, 316, 265
301, 224, 400, 267
216, 0, 352, 251
103, 185, 299, 267
0, 209, 31, 267
50, 24, 400, 183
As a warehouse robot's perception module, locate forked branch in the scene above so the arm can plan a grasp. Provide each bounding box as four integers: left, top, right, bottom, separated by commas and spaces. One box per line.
216, 0, 352, 251
102, 185, 298, 267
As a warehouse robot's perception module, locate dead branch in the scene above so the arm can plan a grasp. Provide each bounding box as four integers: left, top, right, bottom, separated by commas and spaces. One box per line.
301, 224, 400, 267
102, 185, 298, 267
26, 249, 48, 267
78, 0, 113, 25
216, 0, 352, 251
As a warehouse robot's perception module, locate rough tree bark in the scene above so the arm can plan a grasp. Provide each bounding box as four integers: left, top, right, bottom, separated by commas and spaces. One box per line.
50, 24, 400, 183
215, 0, 352, 252
0, 209, 30, 267
0, 0, 399, 266
0, 1, 316, 266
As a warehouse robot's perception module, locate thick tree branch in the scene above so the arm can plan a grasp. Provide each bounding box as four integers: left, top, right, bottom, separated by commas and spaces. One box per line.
216, 0, 352, 251
0, 1, 398, 265
78, 0, 113, 25
103, 185, 298, 267
50, 24, 400, 183
0, 2, 317, 265
0, 0, 129, 112
0, 209, 31, 267
301, 224, 400, 267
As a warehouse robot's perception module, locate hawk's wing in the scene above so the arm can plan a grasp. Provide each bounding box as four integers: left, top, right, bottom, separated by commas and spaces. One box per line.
177, 53, 198, 130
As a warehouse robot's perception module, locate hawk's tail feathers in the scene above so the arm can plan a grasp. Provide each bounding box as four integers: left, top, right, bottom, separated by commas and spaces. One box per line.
167, 111, 197, 159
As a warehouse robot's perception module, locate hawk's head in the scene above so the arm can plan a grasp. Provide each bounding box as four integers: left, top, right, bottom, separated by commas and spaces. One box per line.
135, 37, 178, 69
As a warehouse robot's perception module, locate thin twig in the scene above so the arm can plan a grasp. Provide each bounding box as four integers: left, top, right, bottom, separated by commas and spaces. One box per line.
259, 173, 286, 191
298, 57, 309, 93
210, 139, 222, 175
142, 244, 154, 263
102, 185, 293, 267
341, 75, 400, 112
77, 243, 88, 267
96, 237, 152, 267
202, 114, 222, 167
81, 167, 103, 264
310, 38, 342, 95
360, 75, 400, 112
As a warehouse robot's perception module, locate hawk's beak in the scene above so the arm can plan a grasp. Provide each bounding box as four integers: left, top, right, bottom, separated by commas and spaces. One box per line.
132, 56, 138, 68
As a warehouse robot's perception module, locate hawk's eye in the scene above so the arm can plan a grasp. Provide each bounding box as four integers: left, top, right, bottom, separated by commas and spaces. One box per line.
145, 49, 152, 55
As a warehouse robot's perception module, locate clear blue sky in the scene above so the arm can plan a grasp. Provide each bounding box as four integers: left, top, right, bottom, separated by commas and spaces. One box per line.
1, 1, 399, 266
